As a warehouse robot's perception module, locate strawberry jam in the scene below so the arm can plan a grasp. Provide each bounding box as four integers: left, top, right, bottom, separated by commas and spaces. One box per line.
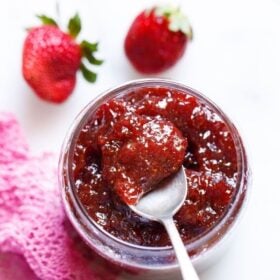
72, 86, 238, 246
101, 114, 187, 204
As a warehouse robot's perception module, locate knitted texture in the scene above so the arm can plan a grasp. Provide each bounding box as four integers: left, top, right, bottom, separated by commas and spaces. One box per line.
0, 112, 121, 280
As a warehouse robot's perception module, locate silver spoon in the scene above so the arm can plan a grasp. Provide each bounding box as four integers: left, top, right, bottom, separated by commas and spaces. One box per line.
130, 167, 200, 280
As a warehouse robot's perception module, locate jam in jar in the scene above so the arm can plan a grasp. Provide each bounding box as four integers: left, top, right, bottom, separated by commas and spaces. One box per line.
72, 85, 238, 246
60, 79, 249, 276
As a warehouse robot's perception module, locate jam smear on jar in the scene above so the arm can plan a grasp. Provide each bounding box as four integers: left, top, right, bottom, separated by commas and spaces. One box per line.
72, 87, 238, 246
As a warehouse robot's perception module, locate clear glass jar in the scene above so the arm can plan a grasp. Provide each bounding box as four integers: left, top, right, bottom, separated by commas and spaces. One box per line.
59, 79, 250, 279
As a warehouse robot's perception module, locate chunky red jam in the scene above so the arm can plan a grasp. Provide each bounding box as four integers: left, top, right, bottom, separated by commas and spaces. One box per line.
72, 87, 237, 246
101, 114, 187, 204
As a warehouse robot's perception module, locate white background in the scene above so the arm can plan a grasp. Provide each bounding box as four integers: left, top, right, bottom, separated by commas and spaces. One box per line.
1, 0, 280, 279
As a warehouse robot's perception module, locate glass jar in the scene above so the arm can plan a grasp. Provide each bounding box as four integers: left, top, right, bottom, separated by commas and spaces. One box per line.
59, 79, 250, 279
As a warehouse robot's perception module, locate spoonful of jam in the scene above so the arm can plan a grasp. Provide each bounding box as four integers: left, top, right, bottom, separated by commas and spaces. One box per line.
101, 114, 187, 204
100, 113, 199, 279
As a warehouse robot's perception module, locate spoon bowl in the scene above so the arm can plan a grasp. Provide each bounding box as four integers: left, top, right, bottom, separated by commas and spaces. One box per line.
129, 166, 200, 280
130, 166, 187, 221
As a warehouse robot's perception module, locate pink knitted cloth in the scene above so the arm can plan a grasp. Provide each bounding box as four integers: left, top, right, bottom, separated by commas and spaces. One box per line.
0, 112, 122, 280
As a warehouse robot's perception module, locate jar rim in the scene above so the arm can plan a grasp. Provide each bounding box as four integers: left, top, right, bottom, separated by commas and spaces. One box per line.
60, 78, 249, 262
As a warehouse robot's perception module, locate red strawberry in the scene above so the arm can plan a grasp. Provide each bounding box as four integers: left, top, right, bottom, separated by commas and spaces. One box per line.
124, 5, 193, 74
23, 14, 103, 103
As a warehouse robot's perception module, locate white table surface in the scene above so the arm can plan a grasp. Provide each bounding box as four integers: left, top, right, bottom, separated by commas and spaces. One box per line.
1, 0, 280, 279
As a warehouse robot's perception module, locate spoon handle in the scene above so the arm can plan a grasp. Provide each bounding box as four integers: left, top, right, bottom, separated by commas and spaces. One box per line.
162, 218, 200, 280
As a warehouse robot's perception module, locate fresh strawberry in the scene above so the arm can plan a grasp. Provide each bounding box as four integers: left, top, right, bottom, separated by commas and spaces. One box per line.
124, 5, 193, 74
23, 14, 103, 103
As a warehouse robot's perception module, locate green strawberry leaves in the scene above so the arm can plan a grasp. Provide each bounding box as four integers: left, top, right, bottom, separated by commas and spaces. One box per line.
80, 40, 103, 82
68, 13, 81, 38
37, 15, 58, 26
80, 41, 98, 52
80, 63, 97, 83
67, 16, 103, 83
155, 5, 193, 40
81, 41, 103, 66
84, 52, 103, 65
